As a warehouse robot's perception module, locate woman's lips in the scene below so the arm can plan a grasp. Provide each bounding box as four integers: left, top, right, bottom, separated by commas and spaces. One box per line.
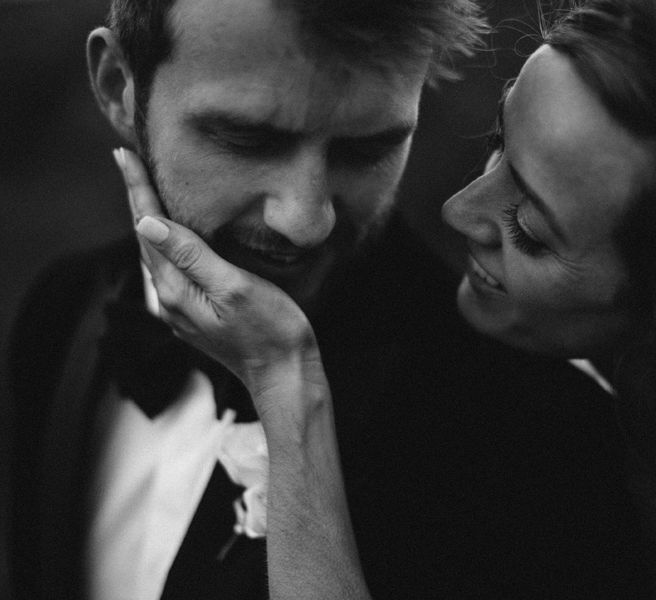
467, 254, 505, 292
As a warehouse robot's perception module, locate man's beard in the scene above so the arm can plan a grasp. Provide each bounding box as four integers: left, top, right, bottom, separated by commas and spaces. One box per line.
136, 125, 394, 310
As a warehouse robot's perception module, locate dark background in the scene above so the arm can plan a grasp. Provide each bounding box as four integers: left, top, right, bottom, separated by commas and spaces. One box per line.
0, 0, 544, 595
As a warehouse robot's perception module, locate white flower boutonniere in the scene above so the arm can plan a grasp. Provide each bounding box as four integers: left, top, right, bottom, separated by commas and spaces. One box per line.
214, 409, 269, 538
233, 483, 267, 538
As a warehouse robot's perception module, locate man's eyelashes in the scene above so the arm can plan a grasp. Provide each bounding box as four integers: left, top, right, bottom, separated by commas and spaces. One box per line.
200, 127, 403, 167
201, 127, 295, 157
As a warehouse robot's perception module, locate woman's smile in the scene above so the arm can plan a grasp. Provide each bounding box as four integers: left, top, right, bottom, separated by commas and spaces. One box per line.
466, 253, 505, 293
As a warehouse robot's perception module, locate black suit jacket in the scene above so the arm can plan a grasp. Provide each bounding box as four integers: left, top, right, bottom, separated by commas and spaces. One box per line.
8, 214, 652, 599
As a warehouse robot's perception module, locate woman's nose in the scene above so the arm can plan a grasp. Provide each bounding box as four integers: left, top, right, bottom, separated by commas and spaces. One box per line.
441, 169, 503, 249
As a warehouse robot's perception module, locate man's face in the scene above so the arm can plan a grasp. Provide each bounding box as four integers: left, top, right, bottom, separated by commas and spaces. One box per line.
140, 0, 428, 310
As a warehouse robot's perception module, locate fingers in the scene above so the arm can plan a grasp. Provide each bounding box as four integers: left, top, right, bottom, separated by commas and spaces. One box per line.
142, 236, 218, 335
110, 145, 254, 357
112, 147, 166, 223
111, 145, 241, 294
112, 147, 160, 271
136, 215, 242, 295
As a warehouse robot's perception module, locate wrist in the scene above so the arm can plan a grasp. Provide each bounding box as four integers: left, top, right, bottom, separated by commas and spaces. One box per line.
247, 354, 333, 441
243, 342, 325, 395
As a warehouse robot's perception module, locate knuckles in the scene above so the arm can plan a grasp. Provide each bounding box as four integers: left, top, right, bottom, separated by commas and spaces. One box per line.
151, 244, 319, 369
216, 274, 253, 309
169, 238, 203, 273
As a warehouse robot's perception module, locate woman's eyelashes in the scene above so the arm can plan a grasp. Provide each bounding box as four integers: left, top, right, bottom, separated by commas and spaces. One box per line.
487, 104, 548, 258
502, 204, 546, 257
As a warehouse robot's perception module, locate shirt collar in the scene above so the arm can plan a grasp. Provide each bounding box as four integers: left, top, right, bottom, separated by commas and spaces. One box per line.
569, 358, 615, 396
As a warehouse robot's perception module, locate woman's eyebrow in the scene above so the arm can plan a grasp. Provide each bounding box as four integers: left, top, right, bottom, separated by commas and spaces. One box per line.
499, 79, 566, 243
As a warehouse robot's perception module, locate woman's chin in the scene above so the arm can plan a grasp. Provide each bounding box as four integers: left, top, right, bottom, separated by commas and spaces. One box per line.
456, 275, 548, 356
457, 275, 509, 338
456, 276, 624, 359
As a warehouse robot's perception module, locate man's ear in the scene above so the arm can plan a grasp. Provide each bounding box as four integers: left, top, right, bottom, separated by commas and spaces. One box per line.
87, 27, 137, 144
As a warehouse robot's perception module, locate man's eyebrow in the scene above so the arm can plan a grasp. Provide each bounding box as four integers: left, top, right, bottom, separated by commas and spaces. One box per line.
507, 161, 565, 243
190, 110, 416, 143
190, 110, 301, 139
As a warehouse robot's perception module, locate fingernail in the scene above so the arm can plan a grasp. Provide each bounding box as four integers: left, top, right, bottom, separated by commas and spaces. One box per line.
120, 147, 128, 171
137, 216, 170, 244
112, 147, 126, 172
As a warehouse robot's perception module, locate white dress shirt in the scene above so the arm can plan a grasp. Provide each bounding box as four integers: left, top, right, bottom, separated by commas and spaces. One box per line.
85, 270, 613, 600
86, 269, 267, 600
569, 358, 615, 396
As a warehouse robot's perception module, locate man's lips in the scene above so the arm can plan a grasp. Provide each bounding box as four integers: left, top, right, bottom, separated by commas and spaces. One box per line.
217, 237, 328, 278
467, 253, 505, 292
242, 245, 311, 266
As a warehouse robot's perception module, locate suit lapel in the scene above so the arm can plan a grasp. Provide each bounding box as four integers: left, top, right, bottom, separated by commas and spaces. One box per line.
37, 273, 129, 599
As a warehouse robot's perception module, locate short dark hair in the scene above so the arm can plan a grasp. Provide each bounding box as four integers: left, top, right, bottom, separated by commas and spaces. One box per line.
107, 0, 487, 125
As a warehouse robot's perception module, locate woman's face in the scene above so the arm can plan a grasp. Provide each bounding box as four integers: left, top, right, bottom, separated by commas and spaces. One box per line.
442, 45, 655, 357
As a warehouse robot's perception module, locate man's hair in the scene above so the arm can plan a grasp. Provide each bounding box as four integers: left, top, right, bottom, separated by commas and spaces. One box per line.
107, 0, 487, 122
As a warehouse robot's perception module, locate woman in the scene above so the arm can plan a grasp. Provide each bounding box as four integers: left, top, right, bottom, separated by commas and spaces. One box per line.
119, 0, 656, 596
442, 0, 656, 369
441, 0, 656, 538
441, 0, 656, 572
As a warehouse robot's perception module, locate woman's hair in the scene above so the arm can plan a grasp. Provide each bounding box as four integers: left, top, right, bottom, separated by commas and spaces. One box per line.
543, 0, 656, 365
545, 0, 656, 136
544, 0, 656, 544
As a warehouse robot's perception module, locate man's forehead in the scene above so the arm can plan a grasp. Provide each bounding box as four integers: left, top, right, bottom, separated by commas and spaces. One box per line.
168, 0, 293, 66
174, 75, 421, 137
156, 0, 427, 136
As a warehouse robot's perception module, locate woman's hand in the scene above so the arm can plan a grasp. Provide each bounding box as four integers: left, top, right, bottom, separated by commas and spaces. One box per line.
113, 148, 371, 600
113, 148, 327, 418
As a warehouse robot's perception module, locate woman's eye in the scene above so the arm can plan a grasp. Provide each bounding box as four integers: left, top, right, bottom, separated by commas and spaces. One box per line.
502, 203, 546, 257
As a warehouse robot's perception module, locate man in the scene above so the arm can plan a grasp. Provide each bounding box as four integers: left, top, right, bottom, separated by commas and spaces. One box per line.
8, 0, 651, 598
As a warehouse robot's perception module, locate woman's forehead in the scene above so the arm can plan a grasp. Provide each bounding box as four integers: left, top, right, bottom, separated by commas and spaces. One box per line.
506, 46, 656, 232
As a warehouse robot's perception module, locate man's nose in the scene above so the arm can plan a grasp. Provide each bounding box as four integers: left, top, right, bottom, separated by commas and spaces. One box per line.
263, 150, 336, 248
441, 167, 503, 248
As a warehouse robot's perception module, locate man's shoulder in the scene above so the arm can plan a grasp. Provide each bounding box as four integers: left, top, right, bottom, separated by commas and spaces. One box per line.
8, 235, 139, 402
11, 234, 138, 334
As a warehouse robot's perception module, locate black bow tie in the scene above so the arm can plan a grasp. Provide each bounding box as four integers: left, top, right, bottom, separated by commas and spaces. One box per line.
100, 300, 257, 421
